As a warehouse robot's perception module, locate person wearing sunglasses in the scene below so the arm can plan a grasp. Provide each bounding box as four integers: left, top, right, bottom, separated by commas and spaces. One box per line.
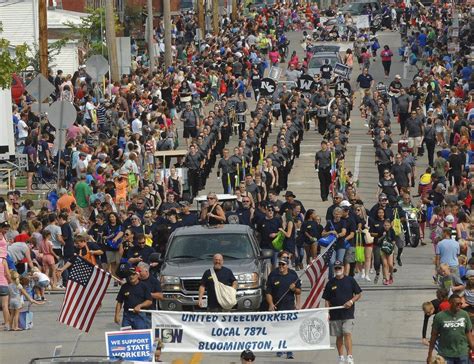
322, 260, 362, 364
200, 193, 226, 225
427, 293, 473, 364
265, 256, 301, 359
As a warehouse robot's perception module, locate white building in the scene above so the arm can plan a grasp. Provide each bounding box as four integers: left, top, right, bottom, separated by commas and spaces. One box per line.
0, 0, 88, 75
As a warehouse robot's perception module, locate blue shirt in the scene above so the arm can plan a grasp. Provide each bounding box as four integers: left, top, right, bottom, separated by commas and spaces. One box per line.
461, 66, 472, 82
436, 238, 460, 267
418, 33, 427, 47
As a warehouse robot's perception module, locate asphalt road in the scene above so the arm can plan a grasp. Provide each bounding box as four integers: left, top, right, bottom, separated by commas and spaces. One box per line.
0, 29, 436, 364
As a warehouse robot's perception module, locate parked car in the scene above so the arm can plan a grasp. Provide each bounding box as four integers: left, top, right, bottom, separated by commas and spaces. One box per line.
11, 73, 25, 105
159, 224, 273, 311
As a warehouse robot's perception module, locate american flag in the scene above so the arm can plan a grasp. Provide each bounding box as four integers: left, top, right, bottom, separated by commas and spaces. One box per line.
58, 256, 111, 332
302, 242, 335, 309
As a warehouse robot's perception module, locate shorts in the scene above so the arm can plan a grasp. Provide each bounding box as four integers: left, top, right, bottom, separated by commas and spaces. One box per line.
26, 163, 36, 173
183, 126, 198, 139
106, 250, 121, 264
344, 247, 356, 264
407, 136, 422, 149
330, 319, 355, 337
0, 285, 9, 296
9, 299, 22, 310
35, 280, 50, 289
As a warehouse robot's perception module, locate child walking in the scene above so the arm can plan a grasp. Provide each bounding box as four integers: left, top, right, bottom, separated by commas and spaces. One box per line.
8, 271, 42, 331
39, 230, 60, 290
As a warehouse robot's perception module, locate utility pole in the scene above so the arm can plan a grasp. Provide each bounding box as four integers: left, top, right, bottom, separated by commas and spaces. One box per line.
212, 0, 219, 35
198, 0, 205, 33
231, 0, 237, 22
38, 0, 48, 77
147, 0, 155, 73
105, 0, 119, 82
163, 0, 172, 68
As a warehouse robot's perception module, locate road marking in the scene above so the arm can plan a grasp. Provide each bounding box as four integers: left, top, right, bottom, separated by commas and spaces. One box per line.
189, 353, 203, 364
301, 143, 373, 148
354, 145, 362, 181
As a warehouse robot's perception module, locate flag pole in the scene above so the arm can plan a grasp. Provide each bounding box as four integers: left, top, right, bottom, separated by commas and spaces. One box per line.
274, 242, 334, 309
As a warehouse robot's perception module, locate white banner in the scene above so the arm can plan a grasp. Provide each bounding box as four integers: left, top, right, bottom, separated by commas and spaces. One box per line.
151, 308, 331, 353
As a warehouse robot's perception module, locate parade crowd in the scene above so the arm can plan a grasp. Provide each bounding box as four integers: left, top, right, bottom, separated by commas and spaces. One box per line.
0, 0, 473, 363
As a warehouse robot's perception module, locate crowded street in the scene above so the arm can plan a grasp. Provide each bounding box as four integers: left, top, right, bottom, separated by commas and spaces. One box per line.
0, 0, 472, 363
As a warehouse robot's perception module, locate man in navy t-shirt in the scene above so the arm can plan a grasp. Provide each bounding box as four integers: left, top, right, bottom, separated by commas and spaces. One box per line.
356, 68, 374, 97
323, 260, 362, 364
198, 254, 237, 311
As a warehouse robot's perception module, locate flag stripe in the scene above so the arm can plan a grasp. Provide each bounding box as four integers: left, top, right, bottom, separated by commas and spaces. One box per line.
72, 270, 101, 328
58, 279, 75, 321
58, 257, 110, 332
60, 281, 80, 323
84, 275, 111, 332
79, 271, 109, 331
305, 266, 328, 308
303, 243, 334, 309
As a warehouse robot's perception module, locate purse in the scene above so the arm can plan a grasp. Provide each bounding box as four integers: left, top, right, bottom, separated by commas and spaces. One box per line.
210, 268, 237, 310
363, 228, 374, 244
319, 221, 337, 248
355, 232, 365, 263
392, 209, 402, 236
272, 231, 285, 251
381, 236, 394, 255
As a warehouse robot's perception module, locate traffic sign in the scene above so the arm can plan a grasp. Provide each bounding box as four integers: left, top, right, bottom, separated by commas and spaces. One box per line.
296, 74, 315, 92
47, 100, 77, 129
85, 55, 109, 81
335, 80, 352, 97
259, 77, 276, 96
26, 74, 55, 102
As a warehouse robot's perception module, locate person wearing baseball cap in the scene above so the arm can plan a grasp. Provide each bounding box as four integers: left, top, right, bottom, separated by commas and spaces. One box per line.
265, 256, 301, 359
240, 349, 256, 363
115, 265, 152, 330
322, 260, 362, 364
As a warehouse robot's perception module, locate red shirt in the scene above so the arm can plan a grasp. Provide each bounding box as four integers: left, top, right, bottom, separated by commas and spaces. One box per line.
439, 300, 450, 311
14, 233, 30, 243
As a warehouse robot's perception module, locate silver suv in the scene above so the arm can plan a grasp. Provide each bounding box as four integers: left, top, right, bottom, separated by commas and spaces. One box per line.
159, 225, 273, 311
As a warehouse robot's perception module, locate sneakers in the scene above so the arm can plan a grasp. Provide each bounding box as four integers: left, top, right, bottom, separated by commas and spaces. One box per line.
338, 356, 345, 364
389, 278, 394, 285
346, 355, 354, 364
359, 273, 365, 280
369, 268, 374, 274
276, 352, 284, 358
383, 278, 388, 285
365, 275, 371, 282
287, 352, 295, 359
397, 258, 402, 266
374, 274, 379, 284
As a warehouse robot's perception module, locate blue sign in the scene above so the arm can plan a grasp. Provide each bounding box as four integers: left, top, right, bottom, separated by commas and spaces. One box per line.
105, 329, 153, 362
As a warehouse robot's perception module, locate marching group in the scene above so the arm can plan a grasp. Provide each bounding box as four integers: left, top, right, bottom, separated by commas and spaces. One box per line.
0, 0, 473, 364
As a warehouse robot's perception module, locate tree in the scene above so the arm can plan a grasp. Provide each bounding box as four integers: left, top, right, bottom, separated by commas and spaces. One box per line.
0, 22, 29, 89
28, 38, 69, 74
65, 7, 123, 60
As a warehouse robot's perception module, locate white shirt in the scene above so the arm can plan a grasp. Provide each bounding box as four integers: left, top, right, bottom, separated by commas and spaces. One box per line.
17, 119, 28, 139
131, 118, 142, 135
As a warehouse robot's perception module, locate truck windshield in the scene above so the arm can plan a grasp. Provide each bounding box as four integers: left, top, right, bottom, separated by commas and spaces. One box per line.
167, 233, 255, 260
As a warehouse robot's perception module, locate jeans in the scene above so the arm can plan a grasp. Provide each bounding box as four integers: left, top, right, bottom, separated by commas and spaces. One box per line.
122, 312, 151, 330
391, 96, 399, 116
442, 356, 469, 364
373, 245, 382, 275
295, 246, 304, 265
336, 248, 346, 263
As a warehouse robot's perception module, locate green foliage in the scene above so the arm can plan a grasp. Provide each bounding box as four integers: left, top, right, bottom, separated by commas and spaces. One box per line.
28, 38, 69, 74
0, 21, 29, 89
65, 7, 123, 59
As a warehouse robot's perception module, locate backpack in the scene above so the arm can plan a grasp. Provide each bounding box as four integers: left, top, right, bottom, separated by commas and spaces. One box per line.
409, 53, 418, 65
